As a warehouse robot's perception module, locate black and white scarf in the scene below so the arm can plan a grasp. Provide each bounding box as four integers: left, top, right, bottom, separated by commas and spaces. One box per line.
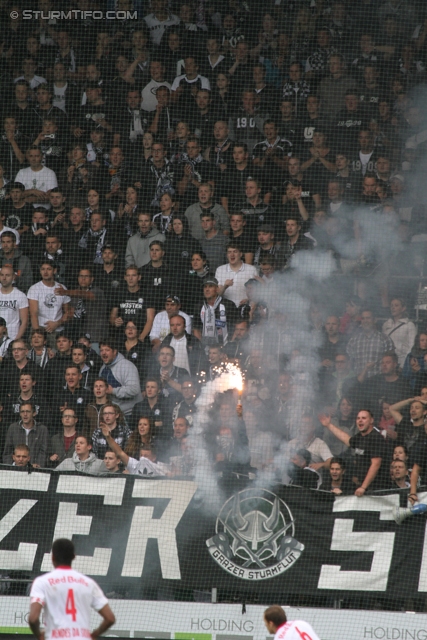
79, 228, 107, 264
202, 296, 222, 342
149, 160, 175, 207
214, 138, 231, 167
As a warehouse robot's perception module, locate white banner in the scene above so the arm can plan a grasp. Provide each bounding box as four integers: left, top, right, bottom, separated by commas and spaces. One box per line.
3, 598, 427, 640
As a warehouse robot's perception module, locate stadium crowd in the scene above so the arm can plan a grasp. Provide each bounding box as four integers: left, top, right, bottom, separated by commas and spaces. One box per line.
0, 0, 427, 496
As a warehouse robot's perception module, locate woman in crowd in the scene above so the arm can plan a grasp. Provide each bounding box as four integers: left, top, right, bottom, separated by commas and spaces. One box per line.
212, 73, 235, 117
124, 416, 155, 459
116, 185, 142, 244
164, 214, 201, 277
122, 319, 148, 381
402, 332, 427, 390
86, 187, 115, 225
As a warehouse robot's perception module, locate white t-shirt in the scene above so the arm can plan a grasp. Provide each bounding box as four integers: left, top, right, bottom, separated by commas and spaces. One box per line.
30, 566, 108, 640
150, 309, 192, 341
144, 13, 180, 46
215, 262, 258, 307
286, 437, 333, 465
171, 73, 211, 92
0, 336, 12, 358
126, 456, 168, 476
0, 286, 28, 339
53, 83, 68, 112
15, 166, 58, 209
170, 335, 190, 373
27, 281, 70, 330
14, 74, 46, 90
141, 79, 172, 112
274, 619, 321, 640
359, 150, 373, 175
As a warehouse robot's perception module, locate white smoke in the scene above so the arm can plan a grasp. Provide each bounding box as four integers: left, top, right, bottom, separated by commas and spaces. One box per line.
183, 208, 408, 501
184, 366, 243, 515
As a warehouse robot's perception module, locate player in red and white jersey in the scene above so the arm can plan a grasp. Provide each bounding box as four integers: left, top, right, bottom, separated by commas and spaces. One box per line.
264, 605, 321, 640
29, 538, 115, 640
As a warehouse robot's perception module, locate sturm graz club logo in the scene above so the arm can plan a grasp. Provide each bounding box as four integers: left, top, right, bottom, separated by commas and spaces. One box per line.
206, 488, 304, 581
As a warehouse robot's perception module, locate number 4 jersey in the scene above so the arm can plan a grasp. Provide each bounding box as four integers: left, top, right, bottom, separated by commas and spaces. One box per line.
274, 620, 321, 640
30, 566, 108, 640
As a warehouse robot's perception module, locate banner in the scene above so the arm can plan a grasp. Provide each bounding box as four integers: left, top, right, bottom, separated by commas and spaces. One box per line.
3, 599, 427, 640
0, 467, 426, 601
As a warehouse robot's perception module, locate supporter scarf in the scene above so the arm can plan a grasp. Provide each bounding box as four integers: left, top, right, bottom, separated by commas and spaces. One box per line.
130, 108, 144, 139
264, 136, 281, 149
189, 264, 209, 278
0, 178, 9, 200
149, 160, 175, 206
2, 131, 22, 142
254, 243, 277, 266
216, 431, 234, 460
55, 48, 76, 73
182, 153, 204, 183
214, 138, 230, 166
109, 166, 123, 188
79, 228, 107, 264
101, 364, 122, 388
86, 143, 109, 165
153, 211, 173, 234
73, 294, 87, 320
28, 346, 50, 369
0, 335, 11, 359
202, 296, 222, 341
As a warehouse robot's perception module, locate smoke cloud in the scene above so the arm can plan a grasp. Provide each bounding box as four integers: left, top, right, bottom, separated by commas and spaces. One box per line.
184, 207, 413, 505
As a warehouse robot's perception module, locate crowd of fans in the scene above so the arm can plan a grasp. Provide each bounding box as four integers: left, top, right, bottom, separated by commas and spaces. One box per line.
0, 0, 427, 497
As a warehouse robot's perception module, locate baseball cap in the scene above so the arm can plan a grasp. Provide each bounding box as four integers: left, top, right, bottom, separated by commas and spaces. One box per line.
203, 277, 218, 286
391, 173, 405, 183
166, 294, 181, 304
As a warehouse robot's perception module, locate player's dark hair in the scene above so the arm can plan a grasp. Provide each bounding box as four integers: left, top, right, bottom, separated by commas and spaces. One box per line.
52, 538, 75, 566
264, 605, 287, 627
